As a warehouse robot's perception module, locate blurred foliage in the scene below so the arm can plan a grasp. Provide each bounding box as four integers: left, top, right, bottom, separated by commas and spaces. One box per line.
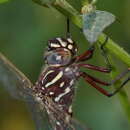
0, 0, 130, 130
0, 0, 8, 4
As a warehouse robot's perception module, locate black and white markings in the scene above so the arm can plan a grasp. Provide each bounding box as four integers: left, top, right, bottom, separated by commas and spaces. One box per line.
56, 38, 67, 47
60, 82, 65, 88
67, 38, 73, 43
65, 67, 71, 72
68, 105, 72, 114
49, 91, 54, 95
56, 37, 74, 51
45, 71, 63, 88
70, 80, 74, 86
54, 87, 71, 102
41, 70, 54, 84
48, 37, 77, 55
40, 67, 76, 104
68, 44, 73, 50
33, 36, 81, 129
56, 121, 61, 126
50, 43, 61, 48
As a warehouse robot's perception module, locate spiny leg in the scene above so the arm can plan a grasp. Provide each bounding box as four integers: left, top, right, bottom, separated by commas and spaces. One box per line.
79, 69, 130, 97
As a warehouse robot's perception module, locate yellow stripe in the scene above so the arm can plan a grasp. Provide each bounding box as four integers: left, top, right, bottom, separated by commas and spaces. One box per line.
42, 70, 54, 84
45, 71, 63, 88
54, 87, 71, 102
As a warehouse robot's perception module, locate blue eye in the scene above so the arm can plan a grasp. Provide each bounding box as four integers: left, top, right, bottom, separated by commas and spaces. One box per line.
45, 50, 71, 66
47, 53, 61, 64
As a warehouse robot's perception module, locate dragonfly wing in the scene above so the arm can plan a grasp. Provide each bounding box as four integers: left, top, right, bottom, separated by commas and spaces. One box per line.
83, 10, 115, 43
27, 99, 53, 130
39, 96, 89, 130
70, 118, 90, 130
0, 53, 33, 100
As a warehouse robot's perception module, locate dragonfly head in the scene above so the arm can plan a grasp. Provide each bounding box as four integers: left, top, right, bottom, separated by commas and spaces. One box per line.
44, 37, 78, 67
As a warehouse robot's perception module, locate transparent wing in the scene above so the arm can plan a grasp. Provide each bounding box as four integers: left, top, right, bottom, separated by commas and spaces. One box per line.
0, 52, 33, 100
27, 98, 53, 130
83, 10, 115, 43
70, 118, 89, 130
28, 102, 89, 130
0, 53, 52, 129
0, 53, 89, 130
34, 96, 90, 130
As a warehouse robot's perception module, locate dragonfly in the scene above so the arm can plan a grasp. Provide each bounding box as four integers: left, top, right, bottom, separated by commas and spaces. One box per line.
0, 7, 130, 128
1, 33, 130, 129
0, 50, 89, 130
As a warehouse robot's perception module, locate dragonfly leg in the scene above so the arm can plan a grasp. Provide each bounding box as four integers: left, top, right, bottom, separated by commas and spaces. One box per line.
100, 36, 112, 71
77, 63, 111, 73
81, 73, 110, 86
75, 46, 95, 62
79, 70, 130, 97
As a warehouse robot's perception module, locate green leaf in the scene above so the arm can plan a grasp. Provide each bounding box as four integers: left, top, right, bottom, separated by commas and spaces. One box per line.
83, 10, 115, 43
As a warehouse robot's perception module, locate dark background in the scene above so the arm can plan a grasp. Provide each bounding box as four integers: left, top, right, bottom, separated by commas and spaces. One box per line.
0, 0, 130, 130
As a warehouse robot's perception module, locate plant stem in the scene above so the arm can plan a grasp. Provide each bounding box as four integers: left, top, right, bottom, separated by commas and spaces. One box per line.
108, 57, 130, 122
54, 0, 82, 28
81, 0, 89, 6
98, 34, 130, 66
98, 39, 130, 121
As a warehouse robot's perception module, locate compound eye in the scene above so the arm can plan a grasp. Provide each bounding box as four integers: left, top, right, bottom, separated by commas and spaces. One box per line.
45, 49, 72, 66
47, 52, 61, 65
